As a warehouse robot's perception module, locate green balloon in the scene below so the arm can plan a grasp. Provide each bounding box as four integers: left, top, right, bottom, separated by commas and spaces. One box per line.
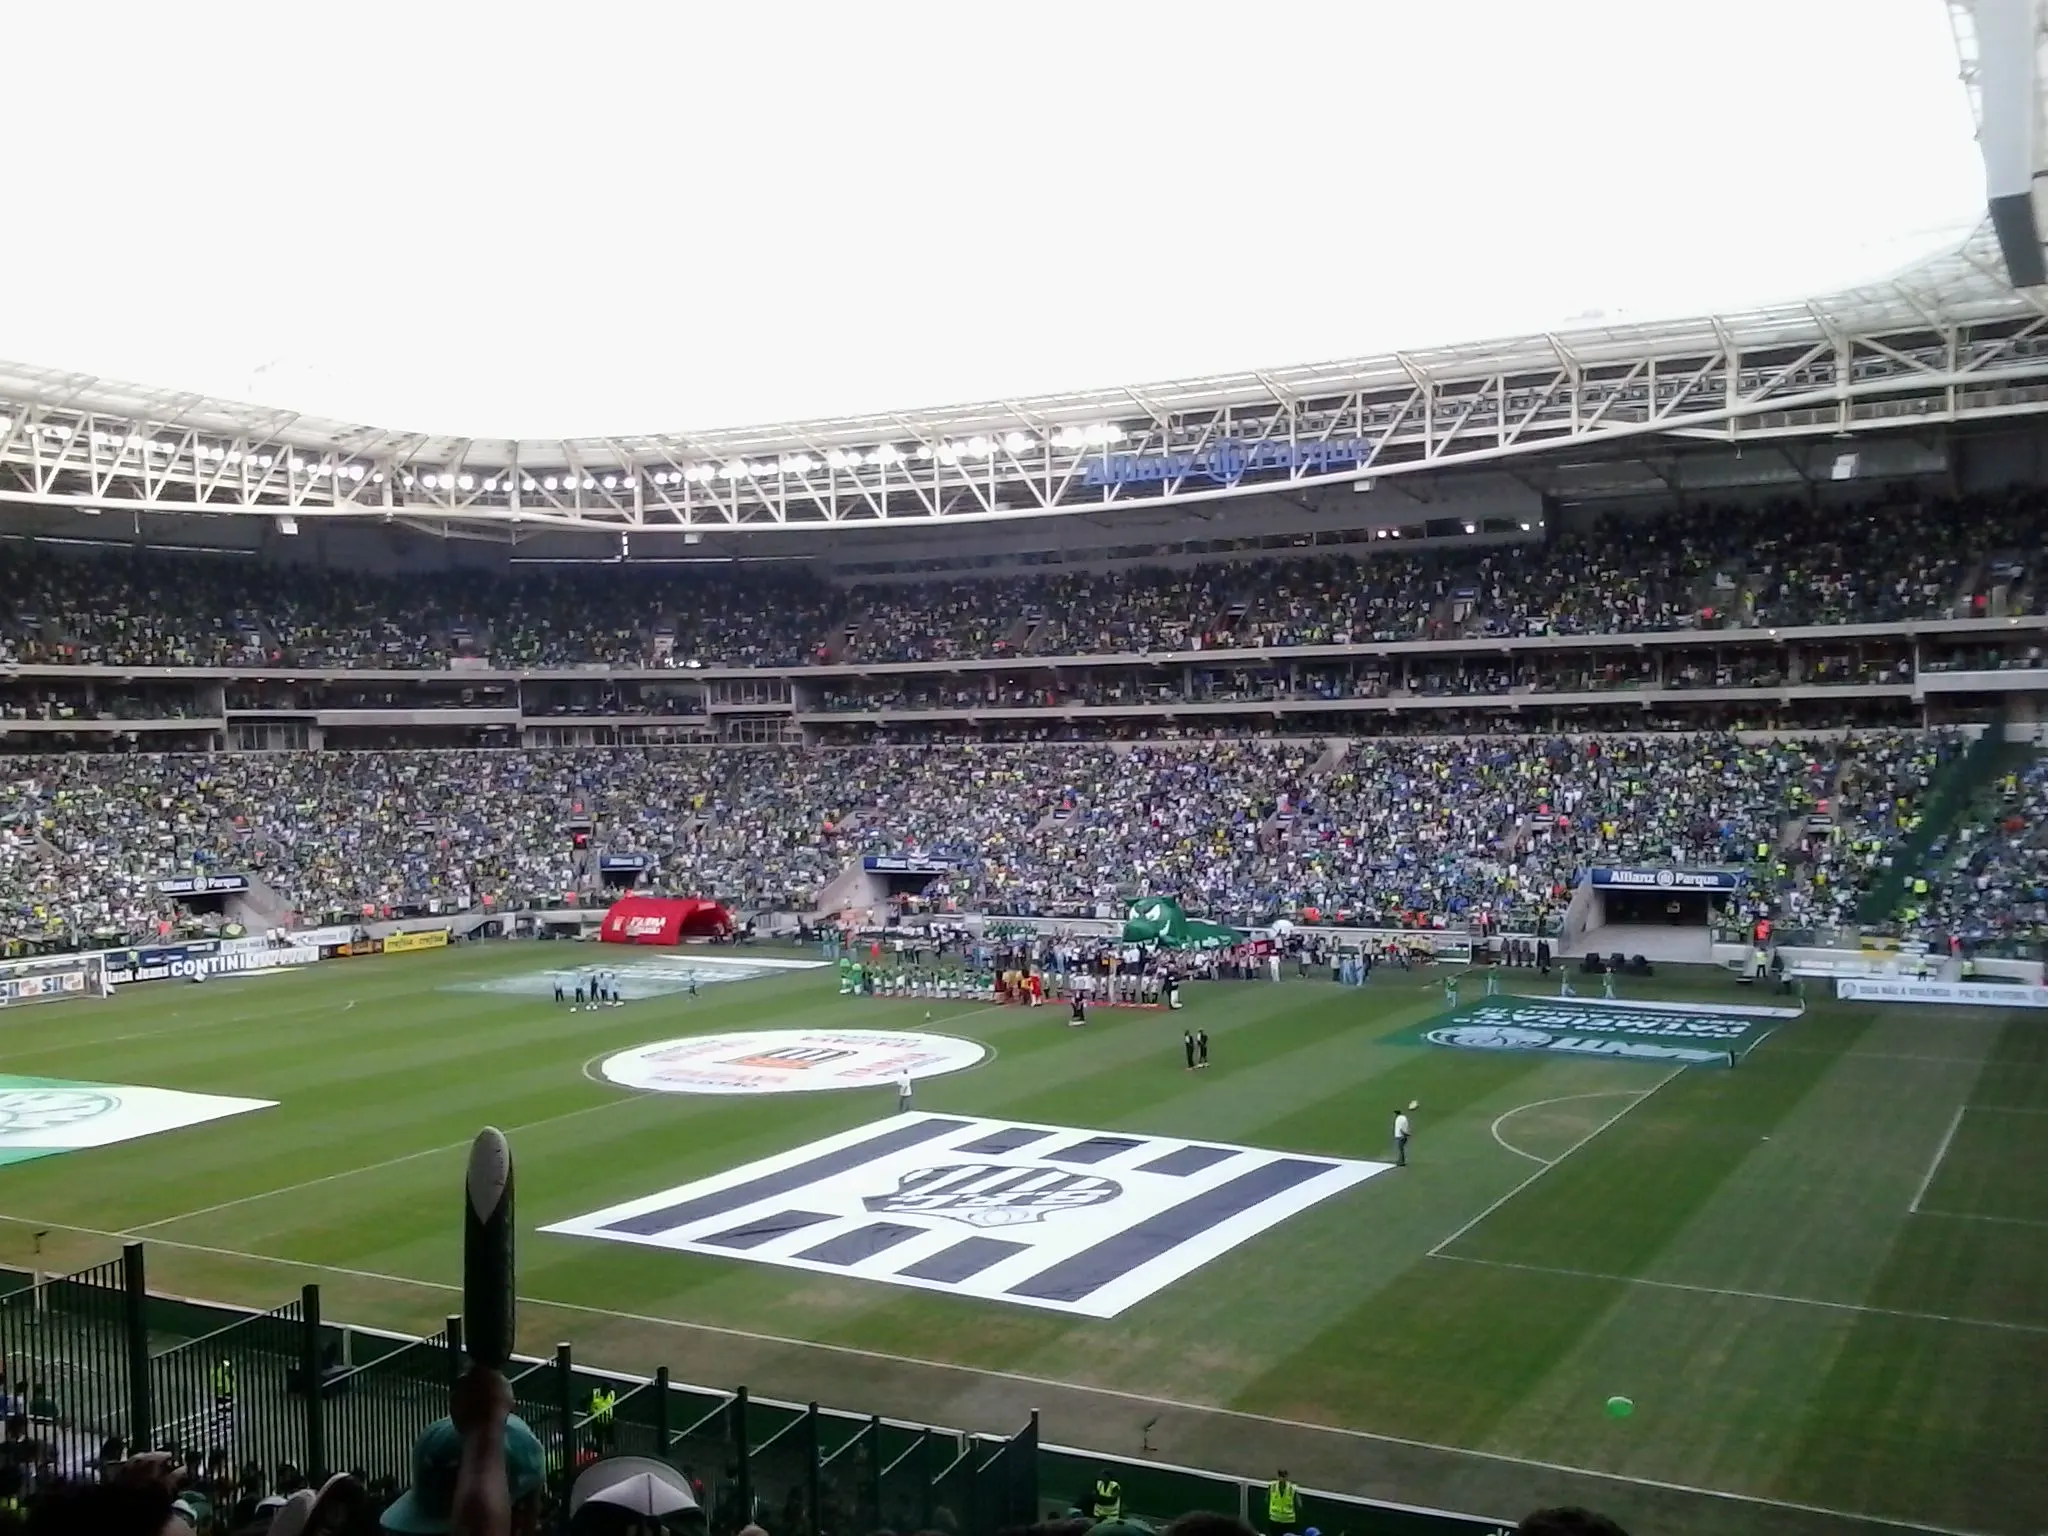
1605, 1396, 1634, 1418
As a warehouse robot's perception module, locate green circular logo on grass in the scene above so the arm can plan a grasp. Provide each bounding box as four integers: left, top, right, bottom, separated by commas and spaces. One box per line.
1426, 1025, 1554, 1051
0, 1089, 118, 1135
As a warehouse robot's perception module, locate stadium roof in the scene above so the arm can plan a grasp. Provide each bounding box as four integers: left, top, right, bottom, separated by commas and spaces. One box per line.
7, 224, 2047, 536
1, 0, 2040, 534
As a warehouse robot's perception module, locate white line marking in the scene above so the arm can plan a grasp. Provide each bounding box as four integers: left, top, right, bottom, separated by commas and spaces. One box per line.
1505, 994, 1805, 1020
1908, 1104, 1968, 1215
1766, 1047, 1997, 1066
1433, 1253, 2048, 1336
0, 1214, 1990, 1536
1487, 1091, 1647, 1167
127, 1093, 650, 1233
1911, 1208, 2048, 1230
1430, 1068, 1683, 1258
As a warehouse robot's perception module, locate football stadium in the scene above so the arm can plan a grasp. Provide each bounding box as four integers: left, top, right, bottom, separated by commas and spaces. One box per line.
1, 5, 2046, 1535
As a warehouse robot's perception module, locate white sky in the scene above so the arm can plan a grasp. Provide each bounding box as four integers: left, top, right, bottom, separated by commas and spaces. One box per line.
0, 0, 1984, 441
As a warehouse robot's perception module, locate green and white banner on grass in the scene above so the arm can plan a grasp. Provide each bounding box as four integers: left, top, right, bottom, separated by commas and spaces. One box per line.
0, 1075, 274, 1167
1393, 999, 1770, 1065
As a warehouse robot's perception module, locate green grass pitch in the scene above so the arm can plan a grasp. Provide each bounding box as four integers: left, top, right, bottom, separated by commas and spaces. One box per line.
0, 946, 2042, 1536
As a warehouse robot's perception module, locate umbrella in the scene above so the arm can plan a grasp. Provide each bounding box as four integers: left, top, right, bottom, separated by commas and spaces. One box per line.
569, 1457, 702, 1521
586, 1472, 697, 1517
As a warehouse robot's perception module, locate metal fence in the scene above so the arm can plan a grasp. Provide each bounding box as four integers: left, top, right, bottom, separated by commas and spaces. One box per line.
324, 1317, 458, 1487
0, 1253, 1501, 1536
147, 1285, 321, 1477
0, 1248, 145, 1465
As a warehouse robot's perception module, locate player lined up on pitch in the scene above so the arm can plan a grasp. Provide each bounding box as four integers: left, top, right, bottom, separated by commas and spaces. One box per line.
552, 968, 628, 1010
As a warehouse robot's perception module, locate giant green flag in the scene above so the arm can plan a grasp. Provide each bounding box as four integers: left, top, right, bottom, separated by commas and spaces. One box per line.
1123, 898, 1238, 949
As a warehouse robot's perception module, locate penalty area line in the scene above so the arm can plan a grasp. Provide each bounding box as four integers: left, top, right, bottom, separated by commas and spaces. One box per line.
0, 1213, 1991, 1536
1432, 1253, 2048, 1337
1430, 1067, 1683, 1258
126, 1093, 653, 1234
1487, 1090, 1648, 1167
1907, 1103, 1967, 1216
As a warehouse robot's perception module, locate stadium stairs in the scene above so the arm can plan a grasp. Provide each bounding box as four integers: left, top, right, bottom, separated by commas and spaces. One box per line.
811, 859, 885, 920
223, 876, 296, 934
1855, 728, 2024, 925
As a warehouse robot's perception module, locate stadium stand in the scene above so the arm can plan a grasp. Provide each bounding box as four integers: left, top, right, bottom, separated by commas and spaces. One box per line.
0, 489, 2042, 671
0, 730, 1995, 953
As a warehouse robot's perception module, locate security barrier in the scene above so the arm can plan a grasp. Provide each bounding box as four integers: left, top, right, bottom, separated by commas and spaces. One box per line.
0, 1254, 1500, 1536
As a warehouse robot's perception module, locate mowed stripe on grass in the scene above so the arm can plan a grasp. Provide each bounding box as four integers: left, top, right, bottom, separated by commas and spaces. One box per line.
0, 950, 2040, 1536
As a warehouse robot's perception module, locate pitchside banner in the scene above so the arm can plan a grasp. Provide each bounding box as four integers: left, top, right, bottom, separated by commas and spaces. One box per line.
384, 929, 451, 955
0, 1074, 274, 1167
105, 940, 319, 985
1836, 977, 2048, 1009
1395, 999, 1768, 1064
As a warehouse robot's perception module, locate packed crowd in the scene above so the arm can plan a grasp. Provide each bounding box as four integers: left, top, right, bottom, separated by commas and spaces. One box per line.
0, 1391, 1634, 1535
1767, 730, 1963, 932
0, 731, 1972, 949
1916, 756, 2048, 948
0, 489, 2037, 674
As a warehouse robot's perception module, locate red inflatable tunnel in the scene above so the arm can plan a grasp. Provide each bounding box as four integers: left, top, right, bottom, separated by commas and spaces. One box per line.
600, 895, 733, 945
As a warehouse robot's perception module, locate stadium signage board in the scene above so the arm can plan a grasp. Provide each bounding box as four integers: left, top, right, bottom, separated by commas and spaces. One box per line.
598, 854, 653, 872
1836, 977, 2048, 1009
105, 940, 318, 985
0, 1075, 273, 1167
384, 929, 451, 955
1397, 1000, 1766, 1065
862, 856, 959, 875
156, 875, 251, 895
1584, 867, 1744, 891
284, 925, 355, 948
1083, 437, 1371, 488
542, 1112, 1387, 1317
599, 1028, 985, 1096
0, 970, 86, 1003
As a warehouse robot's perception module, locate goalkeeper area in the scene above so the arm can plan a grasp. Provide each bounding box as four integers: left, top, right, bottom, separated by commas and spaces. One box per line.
0, 944, 2040, 1536
0, 952, 108, 1009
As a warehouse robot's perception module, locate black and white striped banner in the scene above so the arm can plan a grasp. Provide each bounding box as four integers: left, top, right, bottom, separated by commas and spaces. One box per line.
542, 1113, 1388, 1317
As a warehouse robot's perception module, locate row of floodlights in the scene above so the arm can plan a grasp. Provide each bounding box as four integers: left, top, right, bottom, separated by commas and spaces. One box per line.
0, 415, 1130, 495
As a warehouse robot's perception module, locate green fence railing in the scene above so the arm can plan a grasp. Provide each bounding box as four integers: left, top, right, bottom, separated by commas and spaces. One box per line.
1858, 728, 2010, 925
148, 1284, 321, 1476
323, 1316, 459, 1487
0, 1247, 145, 1455
0, 1254, 1503, 1536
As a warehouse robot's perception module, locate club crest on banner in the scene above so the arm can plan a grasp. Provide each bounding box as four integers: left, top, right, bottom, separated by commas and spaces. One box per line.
543, 1113, 1389, 1318
863, 1164, 1122, 1229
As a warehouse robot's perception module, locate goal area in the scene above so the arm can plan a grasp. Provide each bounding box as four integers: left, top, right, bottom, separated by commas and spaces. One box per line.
0, 952, 109, 1008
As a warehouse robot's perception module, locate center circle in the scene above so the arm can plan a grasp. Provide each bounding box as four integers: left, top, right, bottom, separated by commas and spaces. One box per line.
599, 1028, 988, 1097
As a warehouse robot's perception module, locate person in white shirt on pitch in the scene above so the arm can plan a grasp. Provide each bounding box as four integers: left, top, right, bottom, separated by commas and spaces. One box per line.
1393, 1108, 1413, 1166
897, 1071, 914, 1114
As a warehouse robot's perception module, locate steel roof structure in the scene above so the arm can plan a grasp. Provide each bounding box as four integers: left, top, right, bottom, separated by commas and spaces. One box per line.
5, 231, 2048, 538
1948, 0, 2048, 287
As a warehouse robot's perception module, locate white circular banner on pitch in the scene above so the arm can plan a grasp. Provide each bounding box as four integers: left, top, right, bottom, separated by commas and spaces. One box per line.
600, 1028, 987, 1096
